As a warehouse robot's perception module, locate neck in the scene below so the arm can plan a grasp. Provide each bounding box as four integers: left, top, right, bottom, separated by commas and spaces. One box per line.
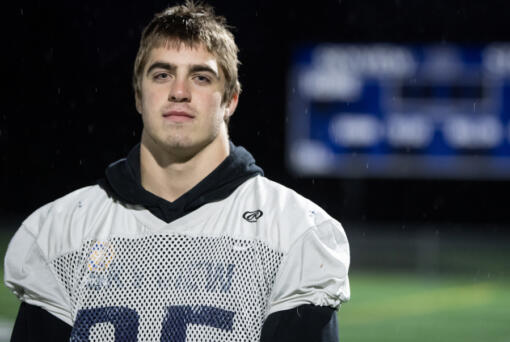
139, 130, 230, 202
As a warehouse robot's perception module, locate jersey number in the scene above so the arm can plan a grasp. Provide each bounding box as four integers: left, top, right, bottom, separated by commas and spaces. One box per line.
71, 305, 235, 342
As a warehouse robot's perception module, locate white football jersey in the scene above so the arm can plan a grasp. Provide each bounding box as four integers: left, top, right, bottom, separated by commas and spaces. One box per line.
4, 175, 350, 341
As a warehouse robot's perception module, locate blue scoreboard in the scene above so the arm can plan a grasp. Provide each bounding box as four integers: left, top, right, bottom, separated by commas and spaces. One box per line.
286, 43, 510, 179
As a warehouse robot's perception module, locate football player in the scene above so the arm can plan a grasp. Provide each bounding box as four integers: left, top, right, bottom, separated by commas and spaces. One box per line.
4, 2, 350, 341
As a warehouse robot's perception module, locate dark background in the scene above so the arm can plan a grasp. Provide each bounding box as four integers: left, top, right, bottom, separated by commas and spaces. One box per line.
2, 0, 510, 229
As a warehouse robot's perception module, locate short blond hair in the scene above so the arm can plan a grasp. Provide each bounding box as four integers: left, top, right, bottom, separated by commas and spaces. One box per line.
133, 1, 241, 104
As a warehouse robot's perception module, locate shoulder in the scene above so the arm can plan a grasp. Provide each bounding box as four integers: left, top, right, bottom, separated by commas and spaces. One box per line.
233, 175, 344, 252
243, 176, 350, 312
24, 185, 110, 229
20, 185, 114, 259
238, 175, 335, 226
4, 185, 112, 323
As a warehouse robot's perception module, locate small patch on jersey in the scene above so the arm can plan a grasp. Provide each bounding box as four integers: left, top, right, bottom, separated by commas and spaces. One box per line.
88, 241, 115, 272
242, 210, 263, 223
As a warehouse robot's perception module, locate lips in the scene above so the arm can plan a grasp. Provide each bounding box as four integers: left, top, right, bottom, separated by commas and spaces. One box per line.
162, 110, 195, 123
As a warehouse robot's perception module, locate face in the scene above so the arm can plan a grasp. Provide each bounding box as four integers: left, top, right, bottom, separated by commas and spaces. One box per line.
136, 43, 238, 156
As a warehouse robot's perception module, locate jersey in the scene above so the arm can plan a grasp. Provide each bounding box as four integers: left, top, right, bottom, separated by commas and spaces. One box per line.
4, 168, 350, 341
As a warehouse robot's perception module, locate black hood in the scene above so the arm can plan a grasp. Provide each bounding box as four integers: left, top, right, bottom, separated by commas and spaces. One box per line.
98, 141, 264, 223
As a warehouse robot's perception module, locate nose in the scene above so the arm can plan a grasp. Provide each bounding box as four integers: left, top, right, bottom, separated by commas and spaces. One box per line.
168, 77, 191, 103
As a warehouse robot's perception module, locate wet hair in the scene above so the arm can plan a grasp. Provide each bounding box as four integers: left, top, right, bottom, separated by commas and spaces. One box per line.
133, 1, 241, 104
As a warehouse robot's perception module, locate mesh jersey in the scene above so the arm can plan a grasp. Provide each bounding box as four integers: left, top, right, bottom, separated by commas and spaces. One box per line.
4, 175, 350, 341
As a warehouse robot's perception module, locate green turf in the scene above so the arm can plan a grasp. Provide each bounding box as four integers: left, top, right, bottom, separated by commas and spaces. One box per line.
1, 228, 510, 341
0, 229, 19, 321
338, 272, 510, 342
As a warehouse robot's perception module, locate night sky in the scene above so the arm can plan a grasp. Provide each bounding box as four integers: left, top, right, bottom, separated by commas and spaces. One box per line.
2, 0, 510, 229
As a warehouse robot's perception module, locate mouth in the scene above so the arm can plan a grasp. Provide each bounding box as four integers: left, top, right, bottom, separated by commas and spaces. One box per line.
162, 110, 195, 123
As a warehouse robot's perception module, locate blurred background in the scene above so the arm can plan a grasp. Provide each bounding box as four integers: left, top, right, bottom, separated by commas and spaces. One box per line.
1, 0, 510, 341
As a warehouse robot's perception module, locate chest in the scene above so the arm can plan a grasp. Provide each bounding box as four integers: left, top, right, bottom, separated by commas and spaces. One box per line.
54, 232, 284, 341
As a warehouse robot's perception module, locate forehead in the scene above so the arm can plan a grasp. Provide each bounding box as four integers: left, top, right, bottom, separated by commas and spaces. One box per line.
145, 42, 221, 74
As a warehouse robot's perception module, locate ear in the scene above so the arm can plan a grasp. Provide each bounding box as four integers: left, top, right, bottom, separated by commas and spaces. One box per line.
224, 92, 239, 120
135, 92, 142, 114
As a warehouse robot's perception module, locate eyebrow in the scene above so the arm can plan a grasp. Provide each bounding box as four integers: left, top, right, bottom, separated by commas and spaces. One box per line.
146, 62, 175, 75
146, 61, 220, 79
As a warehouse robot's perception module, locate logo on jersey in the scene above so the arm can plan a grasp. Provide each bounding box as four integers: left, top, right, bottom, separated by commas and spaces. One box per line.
88, 241, 115, 272
242, 210, 263, 222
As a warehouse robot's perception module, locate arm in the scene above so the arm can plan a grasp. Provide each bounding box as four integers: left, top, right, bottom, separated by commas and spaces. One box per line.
260, 304, 338, 342
10, 302, 72, 342
4, 211, 75, 337
264, 218, 350, 342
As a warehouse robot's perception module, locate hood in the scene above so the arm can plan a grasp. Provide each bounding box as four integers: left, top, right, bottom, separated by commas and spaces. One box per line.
99, 141, 264, 223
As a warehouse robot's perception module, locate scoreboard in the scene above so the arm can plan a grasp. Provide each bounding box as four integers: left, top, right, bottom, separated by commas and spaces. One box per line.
286, 43, 510, 179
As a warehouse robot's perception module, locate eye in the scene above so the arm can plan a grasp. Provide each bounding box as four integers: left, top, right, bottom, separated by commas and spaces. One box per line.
193, 74, 212, 84
153, 72, 170, 81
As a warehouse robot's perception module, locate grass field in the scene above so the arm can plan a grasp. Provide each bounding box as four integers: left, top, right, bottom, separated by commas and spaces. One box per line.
1, 227, 510, 341
339, 272, 510, 342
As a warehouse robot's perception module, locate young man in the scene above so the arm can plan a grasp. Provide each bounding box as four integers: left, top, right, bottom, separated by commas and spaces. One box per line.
4, 2, 350, 341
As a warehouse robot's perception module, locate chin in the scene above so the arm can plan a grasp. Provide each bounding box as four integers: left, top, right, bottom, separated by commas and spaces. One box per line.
144, 127, 221, 157
162, 135, 214, 155
164, 137, 194, 149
